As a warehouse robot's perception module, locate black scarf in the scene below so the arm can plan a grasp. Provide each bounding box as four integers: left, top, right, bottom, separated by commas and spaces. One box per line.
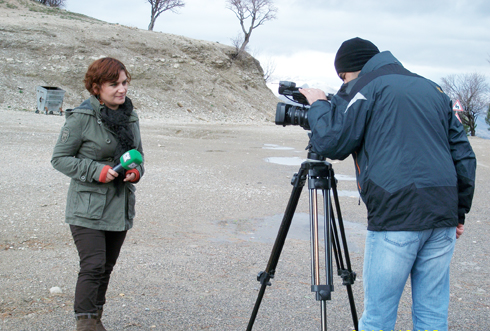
99, 97, 135, 194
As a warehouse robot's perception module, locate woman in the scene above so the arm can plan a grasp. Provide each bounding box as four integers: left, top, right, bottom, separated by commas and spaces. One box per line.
52, 57, 144, 331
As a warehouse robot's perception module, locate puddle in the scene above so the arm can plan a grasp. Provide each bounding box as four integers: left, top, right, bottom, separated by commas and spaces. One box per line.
264, 157, 357, 182
335, 175, 356, 181
262, 144, 295, 150
212, 213, 366, 254
264, 156, 305, 166
263, 144, 357, 182
337, 190, 360, 198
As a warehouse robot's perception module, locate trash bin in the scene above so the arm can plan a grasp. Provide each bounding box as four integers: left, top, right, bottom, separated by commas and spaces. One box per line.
36, 86, 65, 115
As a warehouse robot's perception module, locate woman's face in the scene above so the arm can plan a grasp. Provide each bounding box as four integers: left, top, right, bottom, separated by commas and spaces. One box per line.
97, 70, 128, 110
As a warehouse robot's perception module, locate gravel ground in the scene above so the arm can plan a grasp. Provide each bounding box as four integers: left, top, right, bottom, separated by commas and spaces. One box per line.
1, 108, 489, 331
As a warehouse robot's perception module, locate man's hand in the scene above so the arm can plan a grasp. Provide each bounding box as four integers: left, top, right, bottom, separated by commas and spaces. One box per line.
299, 88, 328, 105
456, 223, 464, 239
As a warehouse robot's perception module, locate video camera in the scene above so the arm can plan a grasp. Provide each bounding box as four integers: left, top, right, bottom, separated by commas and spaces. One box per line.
275, 81, 332, 130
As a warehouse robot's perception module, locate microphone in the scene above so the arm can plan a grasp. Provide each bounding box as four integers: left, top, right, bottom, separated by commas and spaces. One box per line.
112, 149, 143, 173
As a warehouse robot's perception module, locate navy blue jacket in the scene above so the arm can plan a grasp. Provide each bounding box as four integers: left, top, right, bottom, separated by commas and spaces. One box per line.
308, 51, 476, 231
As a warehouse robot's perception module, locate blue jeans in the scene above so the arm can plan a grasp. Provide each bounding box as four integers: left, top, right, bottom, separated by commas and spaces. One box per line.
358, 227, 457, 331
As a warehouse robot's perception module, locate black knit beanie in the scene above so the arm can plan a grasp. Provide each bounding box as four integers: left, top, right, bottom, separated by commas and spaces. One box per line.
334, 37, 380, 74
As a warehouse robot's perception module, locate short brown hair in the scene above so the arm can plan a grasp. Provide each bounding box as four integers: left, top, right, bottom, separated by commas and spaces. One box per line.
84, 57, 131, 95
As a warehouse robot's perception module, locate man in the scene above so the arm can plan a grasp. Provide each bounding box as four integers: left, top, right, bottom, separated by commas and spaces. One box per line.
300, 37, 476, 331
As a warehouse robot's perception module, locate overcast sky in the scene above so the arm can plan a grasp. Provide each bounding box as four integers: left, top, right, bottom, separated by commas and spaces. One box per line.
65, 0, 490, 94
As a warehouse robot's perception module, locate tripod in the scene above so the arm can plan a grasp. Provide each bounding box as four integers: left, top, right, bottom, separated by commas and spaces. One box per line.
246, 151, 358, 331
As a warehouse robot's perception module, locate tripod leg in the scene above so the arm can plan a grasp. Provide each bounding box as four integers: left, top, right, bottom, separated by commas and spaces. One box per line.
310, 186, 321, 287
309, 163, 357, 331
320, 186, 334, 331
321, 300, 328, 331
246, 166, 307, 331
330, 211, 358, 330
309, 175, 334, 331
247, 160, 359, 331
329, 171, 359, 331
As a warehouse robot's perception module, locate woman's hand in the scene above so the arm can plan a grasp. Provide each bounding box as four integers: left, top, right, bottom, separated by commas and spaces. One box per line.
105, 168, 119, 183
124, 172, 136, 182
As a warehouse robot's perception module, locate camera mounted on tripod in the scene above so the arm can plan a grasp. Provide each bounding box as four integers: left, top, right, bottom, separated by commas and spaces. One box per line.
275, 81, 333, 131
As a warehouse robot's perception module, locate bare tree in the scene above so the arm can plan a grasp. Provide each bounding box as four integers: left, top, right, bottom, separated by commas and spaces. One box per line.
441, 73, 490, 136
33, 0, 65, 7
485, 104, 490, 131
231, 34, 248, 55
261, 57, 276, 83
147, 0, 185, 31
226, 0, 277, 58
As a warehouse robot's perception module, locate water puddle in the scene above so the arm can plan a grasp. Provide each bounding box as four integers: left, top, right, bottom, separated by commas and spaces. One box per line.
264, 156, 305, 166
262, 144, 295, 150
263, 144, 358, 200
335, 175, 356, 181
336, 190, 360, 198
264, 156, 357, 183
211, 213, 366, 253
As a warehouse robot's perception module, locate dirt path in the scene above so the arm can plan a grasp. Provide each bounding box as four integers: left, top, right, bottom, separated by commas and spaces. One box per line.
1, 108, 488, 330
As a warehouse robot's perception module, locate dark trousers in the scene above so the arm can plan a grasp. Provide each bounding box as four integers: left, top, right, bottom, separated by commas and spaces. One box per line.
70, 225, 127, 314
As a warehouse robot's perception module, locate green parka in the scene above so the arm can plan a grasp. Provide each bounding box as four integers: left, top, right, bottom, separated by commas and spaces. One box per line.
51, 96, 145, 231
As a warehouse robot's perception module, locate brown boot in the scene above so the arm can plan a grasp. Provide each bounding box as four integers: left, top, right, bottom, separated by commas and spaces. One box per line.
76, 316, 97, 331
96, 307, 107, 331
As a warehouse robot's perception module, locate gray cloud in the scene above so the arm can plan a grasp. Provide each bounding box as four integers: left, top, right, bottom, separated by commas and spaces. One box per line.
65, 0, 490, 88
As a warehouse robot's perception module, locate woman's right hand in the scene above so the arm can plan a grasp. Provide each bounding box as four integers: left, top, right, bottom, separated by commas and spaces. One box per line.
105, 168, 119, 183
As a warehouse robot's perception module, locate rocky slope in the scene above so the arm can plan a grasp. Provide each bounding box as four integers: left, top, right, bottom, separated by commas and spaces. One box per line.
0, 0, 279, 122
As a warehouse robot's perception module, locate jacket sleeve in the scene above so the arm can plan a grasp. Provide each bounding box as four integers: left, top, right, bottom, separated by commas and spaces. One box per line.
51, 114, 106, 183
307, 94, 370, 160
447, 105, 476, 224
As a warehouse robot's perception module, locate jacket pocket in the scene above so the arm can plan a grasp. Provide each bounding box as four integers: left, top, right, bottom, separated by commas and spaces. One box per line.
73, 183, 108, 220
127, 183, 136, 220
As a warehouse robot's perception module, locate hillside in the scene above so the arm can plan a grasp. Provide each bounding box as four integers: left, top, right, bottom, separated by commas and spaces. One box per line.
0, 0, 279, 122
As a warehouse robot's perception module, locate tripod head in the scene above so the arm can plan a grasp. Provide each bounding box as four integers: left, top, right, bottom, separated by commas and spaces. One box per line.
305, 132, 326, 162
305, 137, 326, 162
306, 150, 326, 162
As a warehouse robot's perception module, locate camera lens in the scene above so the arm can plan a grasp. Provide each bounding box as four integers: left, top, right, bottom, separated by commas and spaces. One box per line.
275, 103, 288, 125
275, 102, 310, 130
